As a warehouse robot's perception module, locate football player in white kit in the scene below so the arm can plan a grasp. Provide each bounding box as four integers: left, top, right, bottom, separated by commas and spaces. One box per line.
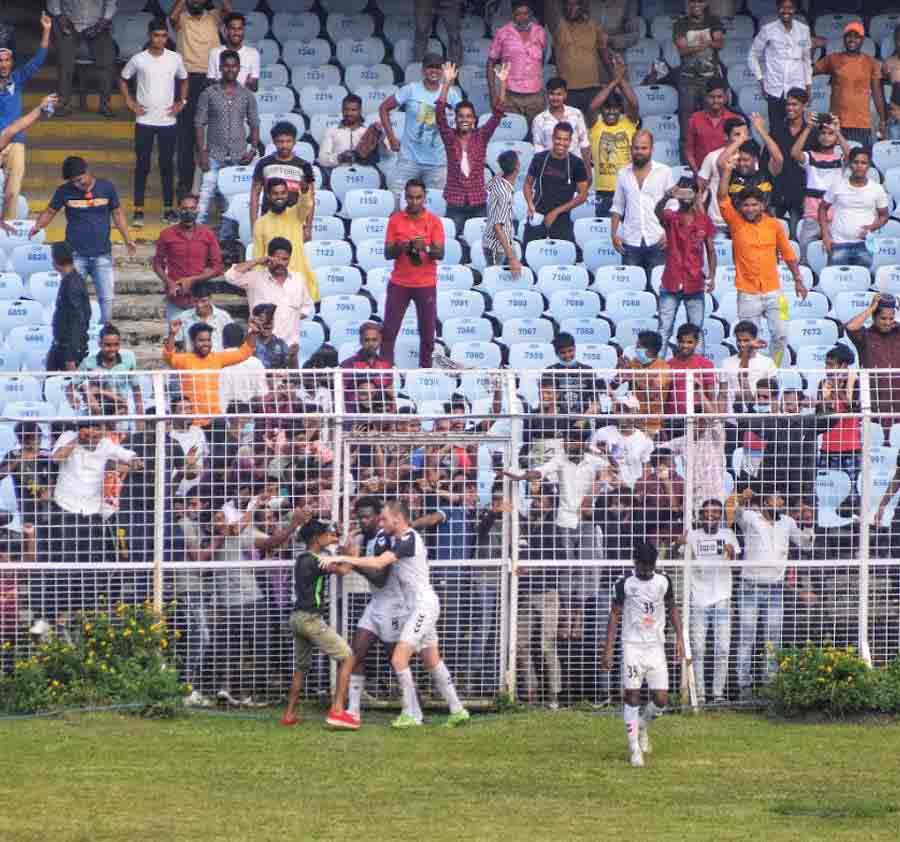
330, 499, 470, 728
603, 542, 684, 767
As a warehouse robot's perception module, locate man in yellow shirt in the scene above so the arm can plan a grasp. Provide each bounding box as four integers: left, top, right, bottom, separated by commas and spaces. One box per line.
252, 175, 319, 301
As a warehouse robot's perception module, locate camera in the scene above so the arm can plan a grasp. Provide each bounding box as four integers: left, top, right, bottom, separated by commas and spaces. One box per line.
406, 239, 424, 266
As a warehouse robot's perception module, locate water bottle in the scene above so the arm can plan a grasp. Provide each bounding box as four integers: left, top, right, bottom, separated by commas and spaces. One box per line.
778, 294, 789, 322
42, 94, 55, 117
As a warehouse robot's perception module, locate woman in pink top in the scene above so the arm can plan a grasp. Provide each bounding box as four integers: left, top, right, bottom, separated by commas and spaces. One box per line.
486, 2, 547, 128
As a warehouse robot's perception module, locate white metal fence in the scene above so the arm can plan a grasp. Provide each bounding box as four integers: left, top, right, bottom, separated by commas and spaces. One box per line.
1, 366, 898, 708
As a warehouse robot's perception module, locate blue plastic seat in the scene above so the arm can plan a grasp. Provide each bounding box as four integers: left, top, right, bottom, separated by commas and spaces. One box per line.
501, 317, 554, 345
603, 289, 657, 321
559, 316, 612, 344
355, 238, 393, 271
437, 289, 485, 320
576, 343, 618, 370
593, 265, 647, 297
524, 238, 577, 272
305, 239, 354, 269
343, 188, 394, 219
508, 342, 556, 369
548, 289, 602, 320
450, 340, 502, 368
491, 289, 546, 320
319, 294, 373, 325
441, 316, 494, 343
314, 265, 363, 298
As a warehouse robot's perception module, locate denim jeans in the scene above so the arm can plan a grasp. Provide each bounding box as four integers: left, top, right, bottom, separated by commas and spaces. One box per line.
622, 240, 665, 278
659, 291, 705, 353
690, 598, 731, 701
797, 217, 822, 263
73, 252, 114, 325
390, 157, 447, 208
185, 589, 211, 688
737, 579, 784, 689
830, 240, 872, 269
197, 157, 240, 240
737, 290, 788, 366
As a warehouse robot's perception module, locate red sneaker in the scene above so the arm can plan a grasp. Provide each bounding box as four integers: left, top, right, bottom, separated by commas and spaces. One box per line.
280, 715, 300, 726
326, 709, 361, 730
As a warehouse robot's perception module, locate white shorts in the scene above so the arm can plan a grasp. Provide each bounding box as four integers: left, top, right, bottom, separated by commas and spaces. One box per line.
398, 594, 440, 652
622, 642, 668, 691
357, 596, 407, 644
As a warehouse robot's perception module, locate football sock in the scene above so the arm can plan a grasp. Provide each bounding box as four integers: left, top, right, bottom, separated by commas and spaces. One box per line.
397, 668, 418, 717
641, 701, 663, 727
430, 660, 464, 714
624, 704, 641, 752
348, 674, 364, 718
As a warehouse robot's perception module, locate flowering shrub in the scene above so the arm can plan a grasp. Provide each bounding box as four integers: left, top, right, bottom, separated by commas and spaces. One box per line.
767, 642, 900, 718
0, 601, 188, 715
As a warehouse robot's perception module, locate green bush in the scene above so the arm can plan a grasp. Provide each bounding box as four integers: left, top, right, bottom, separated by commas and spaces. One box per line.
0, 601, 188, 715
766, 642, 900, 718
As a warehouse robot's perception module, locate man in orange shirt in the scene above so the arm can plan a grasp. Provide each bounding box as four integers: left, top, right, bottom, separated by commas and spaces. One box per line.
717, 151, 807, 366
814, 22, 886, 146
617, 330, 671, 438
382, 178, 446, 367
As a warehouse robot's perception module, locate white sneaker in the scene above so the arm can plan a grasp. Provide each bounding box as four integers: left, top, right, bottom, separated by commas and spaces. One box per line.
217, 688, 241, 706
185, 690, 212, 708
639, 726, 651, 754
630, 749, 644, 768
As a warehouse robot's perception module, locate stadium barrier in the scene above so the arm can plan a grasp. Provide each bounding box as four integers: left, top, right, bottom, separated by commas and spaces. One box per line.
0, 366, 898, 709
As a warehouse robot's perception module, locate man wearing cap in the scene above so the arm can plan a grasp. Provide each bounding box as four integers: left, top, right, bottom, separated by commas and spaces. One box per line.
379, 53, 461, 208
0, 12, 50, 232
814, 22, 886, 145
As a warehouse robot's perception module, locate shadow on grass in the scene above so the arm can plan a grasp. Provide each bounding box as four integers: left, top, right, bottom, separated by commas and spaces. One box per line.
771, 799, 897, 819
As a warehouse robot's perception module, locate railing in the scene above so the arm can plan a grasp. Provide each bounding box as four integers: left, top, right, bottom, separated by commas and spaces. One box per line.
0, 366, 898, 708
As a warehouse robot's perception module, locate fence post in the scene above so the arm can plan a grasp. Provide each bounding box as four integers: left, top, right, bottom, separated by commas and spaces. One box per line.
858, 370, 873, 667
330, 368, 346, 693
151, 371, 167, 614
681, 369, 696, 705
505, 369, 521, 700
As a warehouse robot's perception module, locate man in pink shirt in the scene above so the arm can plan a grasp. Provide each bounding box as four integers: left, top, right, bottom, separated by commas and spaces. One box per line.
486, 2, 546, 129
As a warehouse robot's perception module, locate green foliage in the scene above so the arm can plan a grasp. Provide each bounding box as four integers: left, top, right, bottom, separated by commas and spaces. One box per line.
766, 642, 900, 718
0, 601, 188, 715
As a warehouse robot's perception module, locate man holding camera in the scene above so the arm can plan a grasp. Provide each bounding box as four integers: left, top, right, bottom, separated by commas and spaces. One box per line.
381, 178, 445, 368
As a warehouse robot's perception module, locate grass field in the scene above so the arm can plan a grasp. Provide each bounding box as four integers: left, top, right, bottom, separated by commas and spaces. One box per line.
2, 708, 900, 842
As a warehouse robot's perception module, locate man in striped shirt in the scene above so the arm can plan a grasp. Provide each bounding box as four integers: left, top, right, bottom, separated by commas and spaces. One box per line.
483, 149, 523, 276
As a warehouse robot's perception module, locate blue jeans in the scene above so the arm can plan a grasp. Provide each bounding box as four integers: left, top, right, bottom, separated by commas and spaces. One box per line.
73, 252, 113, 325
622, 240, 665, 278
690, 598, 731, 701
197, 157, 239, 240
737, 579, 784, 689
659, 290, 705, 353
185, 589, 211, 688
830, 240, 871, 269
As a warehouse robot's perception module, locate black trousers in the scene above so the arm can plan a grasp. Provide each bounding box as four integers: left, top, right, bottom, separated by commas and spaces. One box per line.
177, 73, 209, 192
135, 123, 178, 207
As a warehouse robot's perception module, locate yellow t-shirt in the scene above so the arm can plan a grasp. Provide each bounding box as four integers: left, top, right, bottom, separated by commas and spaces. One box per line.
591, 116, 637, 192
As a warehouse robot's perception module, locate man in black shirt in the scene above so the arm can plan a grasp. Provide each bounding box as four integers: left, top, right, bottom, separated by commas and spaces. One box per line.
282, 519, 358, 730
0, 421, 53, 527
547, 332, 601, 419
249, 120, 309, 231
770, 87, 811, 237
46, 241, 90, 371
523, 122, 590, 245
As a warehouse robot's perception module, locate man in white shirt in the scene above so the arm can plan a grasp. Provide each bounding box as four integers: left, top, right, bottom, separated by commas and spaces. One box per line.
317, 94, 377, 169
818, 147, 890, 270
588, 418, 654, 490
720, 320, 778, 415
748, 0, 813, 131
218, 322, 267, 410
119, 18, 189, 228
531, 77, 591, 174
207, 11, 259, 91
734, 489, 815, 697
696, 117, 749, 230
610, 130, 675, 277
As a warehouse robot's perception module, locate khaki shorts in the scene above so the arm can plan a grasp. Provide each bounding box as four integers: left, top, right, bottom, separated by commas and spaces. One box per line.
0, 142, 25, 199
289, 609, 351, 672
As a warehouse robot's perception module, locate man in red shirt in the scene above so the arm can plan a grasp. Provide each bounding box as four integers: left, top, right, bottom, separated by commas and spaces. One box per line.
152, 193, 224, 321
684, 77, 738, 174
654, 177, 716, 354
340, 321, 395, 409
382, 178, 446, 367
666, 323, 716, 438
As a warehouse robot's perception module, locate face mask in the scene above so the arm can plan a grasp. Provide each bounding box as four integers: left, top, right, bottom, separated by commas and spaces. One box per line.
242, 421, 255, 437
514, 15, 532, 31
179, 210, 197, 223
558, 357, 578, 367
753, 403, 771, 414
634, 347, 652, 365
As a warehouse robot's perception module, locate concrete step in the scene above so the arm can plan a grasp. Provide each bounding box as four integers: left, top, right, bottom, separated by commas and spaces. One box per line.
29, 147, 134, 165
26, 115, 135, 145
24, 92, 127, 112
112, 292, 248, 322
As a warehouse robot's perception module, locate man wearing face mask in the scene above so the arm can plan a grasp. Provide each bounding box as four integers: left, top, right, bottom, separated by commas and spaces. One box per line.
251, 174, 318, 302
616, 331, 671, 439
170, 0, 232, 193
734, 488, 814, 698
547, 332, 601, 424
153, 193, 224, 322
341, 321, 393, 399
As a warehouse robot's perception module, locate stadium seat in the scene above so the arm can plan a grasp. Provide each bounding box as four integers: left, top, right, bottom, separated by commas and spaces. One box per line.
305, 239, 354, 269
486, 141, 534, 185
11, 245, 51, 281
633, 85, 678, 117
282, 39, 332, 68
480, 265, 534, 294
875, 264, 900, 294
469, 239, 523, 271
436, 265, 475, 291
815, 469, 855, 528
243, 11, 269, 42
404, 371, 457, 403
501, 317, 554, 345
0, 298, 42, 335
342, 189, 394, 220
711, 238, 734, 268
650, 14, 678, 41
314, 265, 362, 299
382, 15, 416, 45
355, 84, 399, 118
508, 342, 555, 369
355, 238, 392, 271
491, 289, 546, 320
624, 39, 661, 64
319, 294, 373, 325
254, 39, 281, 65
0, 374, 41, 403
291, 67, 342, 94
25, 271, 61, 307
548, 288, 602, 320
560, 316, 612, 344
298, 319, 326, 360
309, 215, 345, 241
872, 237, 900, 269
393, 37, 443, 70
258, 64, 289, 89
728, 65, 759, 91
441, 316, 494, 343
344, 64, 395, 92
460, 37, 492, 67
652, 140, 680, 168
582, 239, 621, 271
326, 12, 375, 42
873, 140, 900, 175
329, 165, 382, 202
615, 316, 659, 346
6, 325, 52, 369
477, 112, 528, 142
348, 216, 388, 244
217, 165, 254, 198
424, 189, 447, 218
315, 189, 340, 218
593, 265, 647, 297
258, 112, 306, 143
831, 290, 877, 324
603, 289, 657, 321
460, 217, 486, 247
437, 289, 486, 320
737, 84, 768, 117
336, 37, 386, 69
576, 343, 618, 371
573, 217, 611, 247
2, 398, 54, 419
641, 114, 680, 145
718, 39, 754, 69
457, 370, 496, 403
536, 265, 591, 299
299, 85, 348, 116
0, 273, 24, 300
523, 238, 577, 272
255, 86, 295, 114
785, 289, 830, 319
787, 318, 840, 349
450, 340, 502, 368
272, 12, 320, 42
393, 315, 422, 343
817, 264, 871, 299
328, 317, 367, 347
806, 240, 828, 276
439, 239, 463, 266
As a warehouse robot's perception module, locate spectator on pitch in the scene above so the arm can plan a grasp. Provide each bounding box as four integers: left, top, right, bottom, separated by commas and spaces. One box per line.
30, 155, 137, 325
251, 176, 318, 302
207, 11, 259, 92
226, 237, 314, 346
845, 294, 900, 423
683, 77, 738, 175
174, 280, 233, 352
46, 241, 90, 372
487, 2, 547, 128
0, 12, 50, 230
655, 177, 716, 353
317, 94, 383, 170
819, 147, 890, 269
610, 131, 674, 277
749, 0, 813, 130
379, 52, 461, 206
523, 122, 590, 245
250, 122, 312, 233
717, 152, 805, 366
589, 83, 639, 218
734, 487, 814, 697
616, 330, 672, 439
483, 150, 522, 273
170, 0, 230, 193
119, 18, 189, 229
381, 178, 445, 367
78, 324, 145, 423
218, 322, 267, 412
47, 0, 115, 117
673, 0, 725, 161
195, 50, 259, 237
532, 77, 592, 173
436, 61, 509, 237
814, 22, 885, 146
153, 193, 224, 321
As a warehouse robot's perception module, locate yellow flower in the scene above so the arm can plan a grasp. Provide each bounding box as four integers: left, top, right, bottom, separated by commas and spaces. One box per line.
123, 629, 132, 638
51, 679, 61, 688
138, 628, 145, 636
160, 639, 168, 649
825, 666, 832, 673
83, 623, 93, 633
174, 630, 182, 640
